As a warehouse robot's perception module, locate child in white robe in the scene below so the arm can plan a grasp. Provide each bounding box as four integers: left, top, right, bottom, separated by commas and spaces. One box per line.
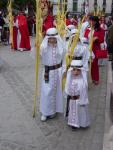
67, 29, 91, 86
40, 28, 66, 121
64, 25, 75, 53
65, 60, 90, 129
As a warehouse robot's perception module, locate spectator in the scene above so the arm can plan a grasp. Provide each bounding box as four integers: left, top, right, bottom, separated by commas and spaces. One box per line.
0, 12, 5, 42
107, 16, 113, 61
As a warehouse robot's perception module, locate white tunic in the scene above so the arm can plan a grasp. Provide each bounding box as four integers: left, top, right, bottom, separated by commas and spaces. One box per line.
73, 42, 90, 71
65, 71, 90, 128
40, 45, 65, 116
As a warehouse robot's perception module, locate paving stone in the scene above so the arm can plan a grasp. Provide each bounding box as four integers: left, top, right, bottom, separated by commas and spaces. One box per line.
95, 115, 105, 124
91, 142, 103, 150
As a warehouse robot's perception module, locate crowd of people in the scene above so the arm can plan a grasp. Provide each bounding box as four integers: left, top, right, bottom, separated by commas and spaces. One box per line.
0, 7, 113, 130
38, 11, 113, 130
0, 10, 35, 48
0, 11, 9, 44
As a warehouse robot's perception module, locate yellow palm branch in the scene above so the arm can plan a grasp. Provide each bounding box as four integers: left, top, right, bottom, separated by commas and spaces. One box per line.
33, 0, 43, 118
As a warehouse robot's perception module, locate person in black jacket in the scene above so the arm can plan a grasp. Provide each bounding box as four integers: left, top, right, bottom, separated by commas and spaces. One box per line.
107, 16, 113, 61
0, 13, 5, 42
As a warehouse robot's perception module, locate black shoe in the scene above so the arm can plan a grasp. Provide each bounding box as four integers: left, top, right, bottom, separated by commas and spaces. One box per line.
71, 126, 79, 131
47, 114, 56, 119
108, 54, 113, 61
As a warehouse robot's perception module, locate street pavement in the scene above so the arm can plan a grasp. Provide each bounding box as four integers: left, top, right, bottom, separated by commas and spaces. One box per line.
0, 42, 107, 150
103, 61, 113, 150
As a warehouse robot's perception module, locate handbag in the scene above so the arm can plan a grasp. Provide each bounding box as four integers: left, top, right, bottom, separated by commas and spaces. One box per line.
95, 49, 108, 59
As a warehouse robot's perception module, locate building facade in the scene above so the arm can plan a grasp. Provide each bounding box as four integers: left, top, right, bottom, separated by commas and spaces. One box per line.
51, 0, 113, 14
67, 0, 113, 14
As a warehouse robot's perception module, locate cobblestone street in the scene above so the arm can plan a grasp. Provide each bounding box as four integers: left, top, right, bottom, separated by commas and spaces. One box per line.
0, 44, 107, 150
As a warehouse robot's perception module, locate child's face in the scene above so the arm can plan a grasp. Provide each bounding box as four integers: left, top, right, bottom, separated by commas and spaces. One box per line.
72, 68, 81, 76
89, 20, 95, 27
48, 37, 57, 45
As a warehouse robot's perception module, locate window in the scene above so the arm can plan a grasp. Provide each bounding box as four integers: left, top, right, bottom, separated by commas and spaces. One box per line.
73, 0, 78, 12
65, 0, 67, 11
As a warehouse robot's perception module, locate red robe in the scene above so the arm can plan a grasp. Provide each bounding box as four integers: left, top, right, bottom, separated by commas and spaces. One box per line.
17, 15, 31, 50
42, 15, 54, 35
84, 27, 104, 82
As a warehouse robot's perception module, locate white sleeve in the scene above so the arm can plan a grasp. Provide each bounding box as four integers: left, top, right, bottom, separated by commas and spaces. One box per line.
79, 82, 89, 105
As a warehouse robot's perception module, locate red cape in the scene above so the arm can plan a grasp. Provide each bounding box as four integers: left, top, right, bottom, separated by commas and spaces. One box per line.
17, 15, 31, 50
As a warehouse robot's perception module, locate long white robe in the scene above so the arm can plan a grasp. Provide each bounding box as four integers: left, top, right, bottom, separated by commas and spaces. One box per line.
65, 71, 90, 128
40, 45, 65, 116
73, 42, 90, 86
